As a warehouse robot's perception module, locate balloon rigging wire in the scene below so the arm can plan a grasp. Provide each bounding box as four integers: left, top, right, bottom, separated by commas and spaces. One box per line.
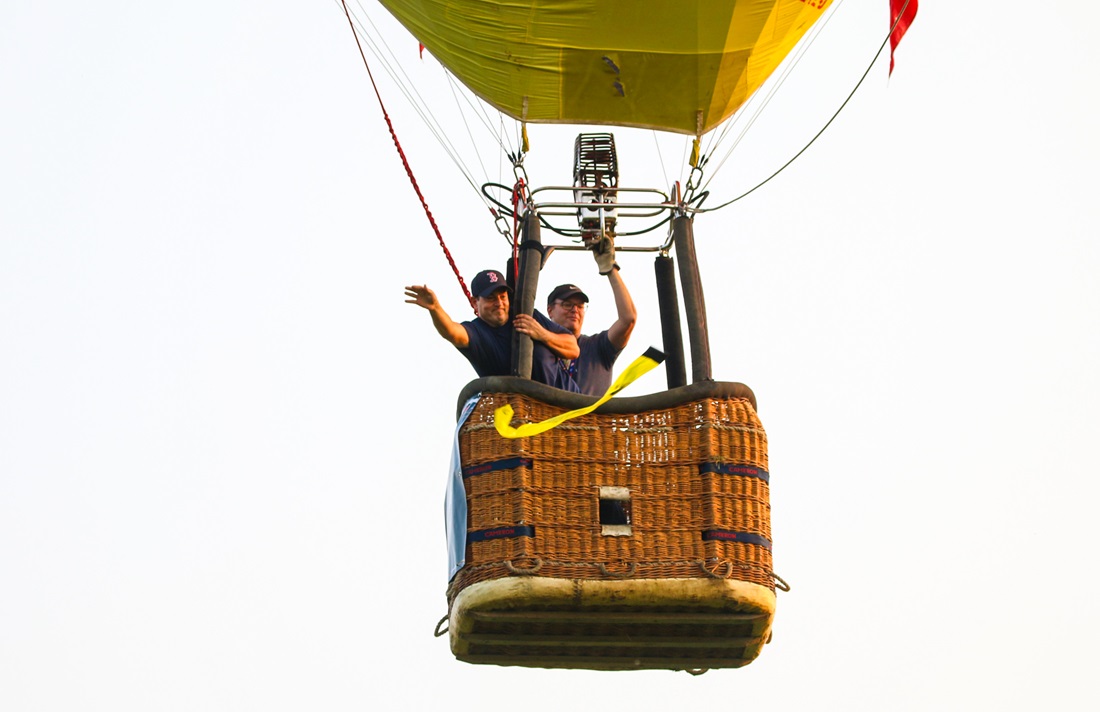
698, 0, 843, 193
339, 0, 475, 310
441, 68, 518, 161
438, 71, 528, 231
342, 0, 491, 209
648, 130, 671, 189
343, 1, 523, 233
682, 1, 842, 193
697, 0, 913, 212
442, 71, 494, 184
345, 0, 532, 216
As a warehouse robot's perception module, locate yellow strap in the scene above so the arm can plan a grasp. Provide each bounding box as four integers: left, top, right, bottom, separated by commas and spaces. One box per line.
494, 348, 665, 439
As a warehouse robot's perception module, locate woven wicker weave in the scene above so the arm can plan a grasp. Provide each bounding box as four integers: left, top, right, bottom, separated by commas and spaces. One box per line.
446, 378, 777, 671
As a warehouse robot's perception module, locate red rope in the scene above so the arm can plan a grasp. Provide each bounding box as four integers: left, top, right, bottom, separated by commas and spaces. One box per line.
340, 0, 475, 313
510, 179, 525, 286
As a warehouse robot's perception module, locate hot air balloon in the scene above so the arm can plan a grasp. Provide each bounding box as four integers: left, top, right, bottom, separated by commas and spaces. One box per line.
348, 0, 915, 672
376, 0, 832, 135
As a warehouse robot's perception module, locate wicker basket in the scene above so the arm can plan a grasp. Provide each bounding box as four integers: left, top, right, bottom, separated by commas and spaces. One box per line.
447, 378, 776, 671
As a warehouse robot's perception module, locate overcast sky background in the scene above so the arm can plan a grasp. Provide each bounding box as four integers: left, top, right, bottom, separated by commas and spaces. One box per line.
3, 2, 1098, 710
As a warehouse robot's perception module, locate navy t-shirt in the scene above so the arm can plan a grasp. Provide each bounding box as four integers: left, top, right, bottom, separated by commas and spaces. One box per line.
458, 311, 581, 393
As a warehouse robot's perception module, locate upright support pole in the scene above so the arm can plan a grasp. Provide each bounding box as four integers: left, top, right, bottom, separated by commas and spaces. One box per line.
511, 211, 543, 379
672, 215, 711, 382
654, 254, 687, 389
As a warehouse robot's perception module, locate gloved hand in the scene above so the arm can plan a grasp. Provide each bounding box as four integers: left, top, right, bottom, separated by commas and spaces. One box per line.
593, 236, 618, 275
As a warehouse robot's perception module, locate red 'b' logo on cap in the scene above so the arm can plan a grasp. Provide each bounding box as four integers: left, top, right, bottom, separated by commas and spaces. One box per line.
488, 272, 498, 282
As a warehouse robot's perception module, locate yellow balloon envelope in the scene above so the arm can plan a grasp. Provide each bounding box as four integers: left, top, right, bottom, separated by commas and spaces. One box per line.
377, 0, 833, 135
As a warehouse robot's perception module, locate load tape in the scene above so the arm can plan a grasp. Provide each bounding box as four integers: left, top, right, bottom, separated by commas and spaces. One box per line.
462, 456, 533, 479
702, 530, 772, 551
468, 525, 536, 543
699, 462, 770, 483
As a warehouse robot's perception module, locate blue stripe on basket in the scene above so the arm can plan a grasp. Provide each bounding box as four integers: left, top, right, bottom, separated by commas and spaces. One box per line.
462, 456, 533, 479
699, 462, 770, 483
702, 530, 772, 550
468, 525, 535, 542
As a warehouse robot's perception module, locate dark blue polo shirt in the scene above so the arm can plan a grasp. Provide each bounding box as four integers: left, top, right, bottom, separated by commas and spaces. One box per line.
459, 311, 580, 392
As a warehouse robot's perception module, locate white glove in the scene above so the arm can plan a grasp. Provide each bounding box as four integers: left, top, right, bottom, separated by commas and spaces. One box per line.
593, 236, 618, 275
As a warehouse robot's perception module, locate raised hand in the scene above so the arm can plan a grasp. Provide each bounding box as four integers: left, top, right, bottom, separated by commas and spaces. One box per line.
404, 284, 439, 311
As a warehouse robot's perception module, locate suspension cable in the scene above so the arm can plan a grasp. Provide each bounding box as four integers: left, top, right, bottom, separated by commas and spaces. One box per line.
697, 0, 915, 212
341, 0, 526, 241
339, 0, 475, 311
696, 1, 843, 194
343, 0, 502, 214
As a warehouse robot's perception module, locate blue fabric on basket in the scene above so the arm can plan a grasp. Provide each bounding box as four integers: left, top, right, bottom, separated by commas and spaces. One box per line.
446, 394, 480, 581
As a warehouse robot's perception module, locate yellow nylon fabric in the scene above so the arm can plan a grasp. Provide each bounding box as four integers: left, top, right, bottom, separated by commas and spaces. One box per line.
377, 0, 832, 135
493, 349, 664, 439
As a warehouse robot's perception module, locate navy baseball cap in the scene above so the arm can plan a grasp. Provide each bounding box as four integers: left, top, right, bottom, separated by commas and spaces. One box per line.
471, 269, 511, 298
547, 283, 589, 305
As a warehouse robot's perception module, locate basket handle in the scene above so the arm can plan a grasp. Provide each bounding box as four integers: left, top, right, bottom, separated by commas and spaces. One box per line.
504, 558, 544, 575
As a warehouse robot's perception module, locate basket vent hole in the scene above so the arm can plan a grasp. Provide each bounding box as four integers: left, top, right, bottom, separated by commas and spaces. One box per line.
599, 486, 632, 536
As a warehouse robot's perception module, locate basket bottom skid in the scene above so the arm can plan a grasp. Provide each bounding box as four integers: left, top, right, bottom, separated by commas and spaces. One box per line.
450, 576, 776, 671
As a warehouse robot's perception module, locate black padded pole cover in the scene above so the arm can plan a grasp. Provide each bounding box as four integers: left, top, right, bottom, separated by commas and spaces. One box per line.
671, 215, 711, 382
655, 254, 687, 389
511, 212, 543, 379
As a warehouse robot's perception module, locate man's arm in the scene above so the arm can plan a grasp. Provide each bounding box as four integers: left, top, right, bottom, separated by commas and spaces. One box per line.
404, 284, 470, 348
514, 313, 580, 359
605, 268, 637, 350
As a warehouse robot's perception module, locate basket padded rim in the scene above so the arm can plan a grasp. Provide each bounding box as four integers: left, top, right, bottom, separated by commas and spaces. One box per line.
456, 377, 757, 418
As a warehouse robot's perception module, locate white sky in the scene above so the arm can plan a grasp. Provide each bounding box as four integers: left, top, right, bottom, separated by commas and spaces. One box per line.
2, 2, 1098, 710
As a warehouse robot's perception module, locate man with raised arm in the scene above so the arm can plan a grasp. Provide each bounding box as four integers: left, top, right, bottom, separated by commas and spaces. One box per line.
405, 269, 580, 391
546, 239, 637, 396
